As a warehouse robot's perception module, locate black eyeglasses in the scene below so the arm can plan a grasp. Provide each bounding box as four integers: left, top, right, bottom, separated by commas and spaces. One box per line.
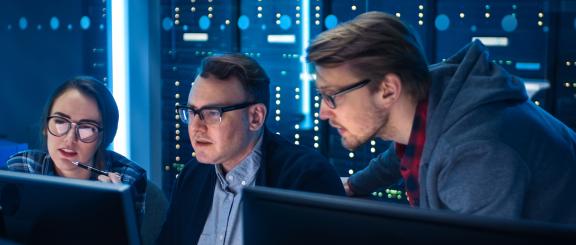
176, 102, 257, 125
47, 116, 103, 143
317, 79, 372, 109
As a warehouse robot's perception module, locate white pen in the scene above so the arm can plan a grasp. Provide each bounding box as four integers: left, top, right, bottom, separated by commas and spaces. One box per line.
72, 161, 110, 176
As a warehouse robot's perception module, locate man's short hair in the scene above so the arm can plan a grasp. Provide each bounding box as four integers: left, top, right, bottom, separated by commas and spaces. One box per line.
307, 11, 430, 101
197, 53, 270, 110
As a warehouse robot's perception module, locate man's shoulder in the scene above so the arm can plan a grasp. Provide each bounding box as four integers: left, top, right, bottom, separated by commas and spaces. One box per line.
266, 132, 325, 159
261, 131, 345, 195
263, 131, 330, 172
177, 159, 215, 182
170, 159, 217, 206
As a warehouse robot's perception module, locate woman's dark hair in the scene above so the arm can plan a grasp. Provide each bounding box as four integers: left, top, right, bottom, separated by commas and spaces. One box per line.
41, 76, 119, 168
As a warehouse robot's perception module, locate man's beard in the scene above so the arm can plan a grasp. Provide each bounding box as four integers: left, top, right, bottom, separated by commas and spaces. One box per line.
340, 112, 389, 151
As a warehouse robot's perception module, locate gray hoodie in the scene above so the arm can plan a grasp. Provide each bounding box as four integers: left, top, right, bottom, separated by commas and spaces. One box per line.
350, 40, 576, 224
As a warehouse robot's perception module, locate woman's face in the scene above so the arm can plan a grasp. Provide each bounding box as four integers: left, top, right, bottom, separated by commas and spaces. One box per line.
46, 89, 102, 174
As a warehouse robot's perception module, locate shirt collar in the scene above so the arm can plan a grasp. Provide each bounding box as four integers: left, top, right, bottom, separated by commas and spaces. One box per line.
395, 99, 429, 158
215, 135, 263, 192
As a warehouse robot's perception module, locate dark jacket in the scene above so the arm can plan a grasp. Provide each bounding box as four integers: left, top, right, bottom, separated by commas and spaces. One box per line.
350, 40, 576, 224
157, 129, 345, 244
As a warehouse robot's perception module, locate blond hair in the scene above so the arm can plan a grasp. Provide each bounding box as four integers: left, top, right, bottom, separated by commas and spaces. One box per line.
307, 11, 430, 101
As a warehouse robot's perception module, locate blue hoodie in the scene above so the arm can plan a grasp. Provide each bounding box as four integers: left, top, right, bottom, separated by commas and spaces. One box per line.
350, 40, 576, 224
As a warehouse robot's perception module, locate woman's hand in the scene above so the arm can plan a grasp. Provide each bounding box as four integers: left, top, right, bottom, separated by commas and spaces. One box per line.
97, 172, 122, 183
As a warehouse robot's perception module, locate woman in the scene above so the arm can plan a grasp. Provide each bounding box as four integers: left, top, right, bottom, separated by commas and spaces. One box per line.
4, 76, 147, 223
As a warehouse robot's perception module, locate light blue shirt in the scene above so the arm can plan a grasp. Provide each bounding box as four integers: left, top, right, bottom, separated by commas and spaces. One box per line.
198, 136, 263, 245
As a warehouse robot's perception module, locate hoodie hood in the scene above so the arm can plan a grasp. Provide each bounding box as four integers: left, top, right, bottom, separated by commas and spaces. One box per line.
426, 40, 528, 138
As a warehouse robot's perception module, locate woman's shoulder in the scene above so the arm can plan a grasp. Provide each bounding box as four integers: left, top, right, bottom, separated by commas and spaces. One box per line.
8, 149, 48, 158
105, 150, 147, 180
4, 150, 50, 173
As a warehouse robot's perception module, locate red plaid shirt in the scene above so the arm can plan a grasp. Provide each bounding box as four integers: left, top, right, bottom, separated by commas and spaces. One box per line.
395, 99, 428, 207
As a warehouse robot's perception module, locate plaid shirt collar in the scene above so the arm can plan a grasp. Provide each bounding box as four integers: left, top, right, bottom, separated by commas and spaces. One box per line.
395, 98, 428, 207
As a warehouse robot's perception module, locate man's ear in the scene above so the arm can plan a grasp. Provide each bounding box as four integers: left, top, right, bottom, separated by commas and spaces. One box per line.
248, 104, 267, 131
375, 73, 402, 107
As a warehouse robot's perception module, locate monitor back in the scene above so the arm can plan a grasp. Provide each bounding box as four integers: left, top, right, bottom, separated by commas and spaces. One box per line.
0, 170, 140, 245
243, 186, 576, 244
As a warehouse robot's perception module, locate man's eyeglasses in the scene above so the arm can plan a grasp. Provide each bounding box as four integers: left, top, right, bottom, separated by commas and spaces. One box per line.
176, 102, 257, 125
47, 116, 103, 143
317, 79, 372, 109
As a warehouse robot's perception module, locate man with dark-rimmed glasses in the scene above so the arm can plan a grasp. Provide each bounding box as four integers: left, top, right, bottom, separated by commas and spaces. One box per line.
158, 53, 345, 244
316, 78, 371, 109
307, 11, 576, 224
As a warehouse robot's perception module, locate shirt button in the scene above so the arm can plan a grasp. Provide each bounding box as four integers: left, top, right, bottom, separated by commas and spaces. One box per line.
227, 175, 233, 181
241, 180, 247, 186
219, 235, 224, 240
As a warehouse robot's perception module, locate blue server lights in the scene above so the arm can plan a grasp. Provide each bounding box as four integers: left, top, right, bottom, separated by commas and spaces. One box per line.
159, 0, 576, 203
0, 0, 108, 151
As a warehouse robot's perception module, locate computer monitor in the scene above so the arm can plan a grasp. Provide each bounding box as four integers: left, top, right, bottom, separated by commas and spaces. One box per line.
0, 170, 140, 244
243, 186, 576, 244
